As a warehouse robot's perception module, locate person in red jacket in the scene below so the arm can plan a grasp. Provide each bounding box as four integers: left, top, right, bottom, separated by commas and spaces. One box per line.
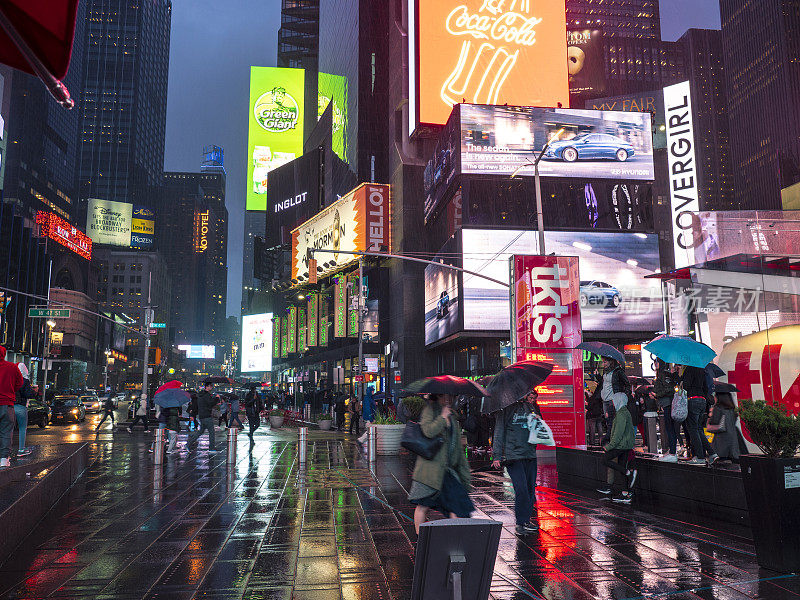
0, 346, 23, 467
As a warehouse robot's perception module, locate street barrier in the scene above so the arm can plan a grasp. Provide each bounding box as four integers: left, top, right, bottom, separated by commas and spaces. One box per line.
368, 425, 376, 464
227, 427, 238, 465
299, 427, 308, 465
644, 415, 659, 453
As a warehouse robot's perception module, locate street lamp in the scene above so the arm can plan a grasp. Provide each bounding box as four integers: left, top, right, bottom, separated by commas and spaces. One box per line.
104, 349, 112, 393
41, 320, 57, 400
510, 127, 566, 256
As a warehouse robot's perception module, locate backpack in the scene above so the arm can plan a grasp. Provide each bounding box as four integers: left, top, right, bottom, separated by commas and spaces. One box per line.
671, 386, 688, 423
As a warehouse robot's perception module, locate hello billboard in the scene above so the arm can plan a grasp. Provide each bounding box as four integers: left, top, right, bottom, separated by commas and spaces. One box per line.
291, 183, 390, 282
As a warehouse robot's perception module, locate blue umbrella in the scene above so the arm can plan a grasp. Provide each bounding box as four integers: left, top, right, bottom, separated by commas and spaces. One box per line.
644, 335, 716, 369
577, 341, 625, 365
153, 388, 191, 409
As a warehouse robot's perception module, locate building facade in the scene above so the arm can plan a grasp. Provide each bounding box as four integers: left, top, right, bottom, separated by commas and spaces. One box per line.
720, 0, 800, 209
566, 0, 662, 39
76, 0, 172, 212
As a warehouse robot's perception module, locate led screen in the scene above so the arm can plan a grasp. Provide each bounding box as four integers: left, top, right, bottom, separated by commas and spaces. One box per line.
317, 72, 348, 162
424, 237, 461, 345
246, 66, 305, 211
241, 313, 274, 373
86, 199, 155, 248
177, 345, 216, 360
455, 229, 663, 336
409, 0, 569, 132
460, 105, 654, 181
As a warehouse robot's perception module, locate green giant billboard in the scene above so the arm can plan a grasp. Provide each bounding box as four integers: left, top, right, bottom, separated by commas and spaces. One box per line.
246, 66, 305, 211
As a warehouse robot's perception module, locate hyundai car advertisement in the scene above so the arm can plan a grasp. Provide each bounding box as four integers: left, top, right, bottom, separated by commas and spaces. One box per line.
460, 104, 654, 181
424, 237, 461, 345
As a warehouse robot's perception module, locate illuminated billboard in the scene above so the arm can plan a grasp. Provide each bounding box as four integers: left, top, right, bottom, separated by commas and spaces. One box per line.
409, 0, 569, 132
177, 345, 216, 359
567, 29, 605, 97
246, 66, 305, 211
424, 236, 460, 346
194, 210, 210, 253
241, 313, 273, 373
318, 72, 348, 161
131, 206, 155, 249
36, 212, 92, 260
460, 104, 654, 181
291, 183, 390, 281
86, 199, 155, 248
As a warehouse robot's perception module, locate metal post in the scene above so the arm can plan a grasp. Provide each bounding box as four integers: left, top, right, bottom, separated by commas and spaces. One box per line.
40, 259, 52, 399
153, 428, 164, 464
658, 413, 667, 454
304, 403, 311, 422
299, 426, 308, 465
368, 424, 376, 464
227, 426, 238, 465
534, 159, 546, 256
141, 273, 152, 407
358, 257, 364, 407
645, 415, 659, 454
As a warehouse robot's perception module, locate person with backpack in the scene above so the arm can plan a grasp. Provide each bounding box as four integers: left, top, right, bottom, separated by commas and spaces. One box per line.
598, 378, 637, 504
129, 395, 150, 432
95, 392, 117, 432
653, 359, 681, 461
679, 364, 719, 465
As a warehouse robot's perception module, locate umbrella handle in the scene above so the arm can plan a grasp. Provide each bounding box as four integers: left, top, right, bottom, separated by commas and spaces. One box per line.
0, 6, 74, 108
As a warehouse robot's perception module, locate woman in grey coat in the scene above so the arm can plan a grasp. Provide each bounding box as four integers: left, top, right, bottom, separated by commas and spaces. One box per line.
709, 390, 740, 462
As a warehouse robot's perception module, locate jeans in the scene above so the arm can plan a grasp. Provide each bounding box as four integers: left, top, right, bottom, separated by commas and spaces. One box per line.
586, 417, 604, 446
0, 405, 16, 459
602, 448, 630, 490
229, 413, 244, 429
506, 458, 538, 526
130, 415, 149, 430
166, 429, 177, 453
97, 410, 115, 428
189, 417, 215, 449
349, 414, 360, 436
686, 397, 714, 459
14, 405, 28, 451
661, 405, 677, 454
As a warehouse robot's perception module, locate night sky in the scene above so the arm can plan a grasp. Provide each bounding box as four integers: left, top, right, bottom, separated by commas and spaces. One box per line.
164, 1, 721, 319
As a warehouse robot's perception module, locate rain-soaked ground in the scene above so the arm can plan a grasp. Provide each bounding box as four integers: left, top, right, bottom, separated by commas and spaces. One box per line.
1, 420, 798, 600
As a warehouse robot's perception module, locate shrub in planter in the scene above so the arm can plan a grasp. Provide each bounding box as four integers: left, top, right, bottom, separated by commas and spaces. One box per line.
400, 395, 425, 422
371, 411, 406, 454
269, 409, 285, 428
317, 415, 332, 431
737, 399, 800, 573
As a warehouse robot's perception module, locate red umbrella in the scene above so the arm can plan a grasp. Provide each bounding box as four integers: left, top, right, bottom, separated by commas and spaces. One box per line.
154, 380, 182, 395
0, 0, 80, 107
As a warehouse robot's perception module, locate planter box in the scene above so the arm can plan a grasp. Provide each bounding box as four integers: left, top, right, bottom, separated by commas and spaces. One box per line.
375, 424, 405, 454
740, 454, 800, 573
269, 415, 284, 428
318, 419, 332, 431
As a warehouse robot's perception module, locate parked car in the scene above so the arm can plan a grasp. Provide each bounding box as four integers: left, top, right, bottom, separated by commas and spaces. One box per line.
544, 133, 635, 163
436, 290, 450, 319
580, 280, 622, 308
50, 395, 86, 423
26, 398, 51, 429
83, 395, 103, 413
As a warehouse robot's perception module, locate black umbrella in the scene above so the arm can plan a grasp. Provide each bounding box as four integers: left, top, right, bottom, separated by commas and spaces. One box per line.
404, 375, 489, 398
706, 363, 725, 378
628, 376, 652, 388
482, 361, 554, 414
714, 381, 739, 394
202, 376, 233, 385
577, 341, 625, 365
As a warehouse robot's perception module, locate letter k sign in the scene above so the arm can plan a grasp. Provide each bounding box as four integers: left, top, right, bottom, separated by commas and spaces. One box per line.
531, 266, 569, 319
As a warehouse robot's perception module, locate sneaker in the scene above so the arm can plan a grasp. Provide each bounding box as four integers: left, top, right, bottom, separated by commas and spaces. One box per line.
17, 448, 33, 457
686, 457, 705, 464
627, 469, 638, 489
707, 454, 719, 466
612, 492, 633, 504
0, 458, 9, 468
148, 447, 154, 453
127, 428, 133, 434
658, 454, 678, 462
522, 522, 539, 532
515, 525, 534, 535
596, 487, 612, 495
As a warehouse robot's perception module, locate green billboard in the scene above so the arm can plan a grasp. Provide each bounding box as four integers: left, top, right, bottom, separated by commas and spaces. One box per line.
317, 72, 349, 163
247, 66, 305, 211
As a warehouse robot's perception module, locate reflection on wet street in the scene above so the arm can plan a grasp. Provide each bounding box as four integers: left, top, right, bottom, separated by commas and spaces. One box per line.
0, 427, 797, 599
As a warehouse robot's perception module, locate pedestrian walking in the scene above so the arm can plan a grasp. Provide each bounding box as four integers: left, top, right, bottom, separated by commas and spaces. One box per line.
228, 393, 244, 430
158, 406, 180, 453
95, 392, 116, 431
218, 396, 229, 428
598, 387, 638, 503
357, 387, 376, 445
585, 377, 604, 446
0, 346, 23, 468
334, 393, 346, 430
709, 388, 740, 463
188, 391, 199, 431
408, 394, 473, 534
599, 356, 629, 444
348, 395, 361, 436
244, 385, 263, 439
492, 390, 542, 534
14, 364, 37, 456
188, 382, 219, 452
654, 359, 680, 461
129, 395, 150, 432
679, 364, 718, 465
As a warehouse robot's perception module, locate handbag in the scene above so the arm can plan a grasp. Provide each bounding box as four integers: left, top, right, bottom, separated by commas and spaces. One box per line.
401, 421, 444, 460
671, 386, 688, 423
706, 407, 727, 433
527, 413, 556, 446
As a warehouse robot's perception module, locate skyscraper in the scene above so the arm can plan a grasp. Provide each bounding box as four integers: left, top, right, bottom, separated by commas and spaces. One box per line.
720, 0, 800, 209
76, 0, 172, 211
566, 0, 661, 38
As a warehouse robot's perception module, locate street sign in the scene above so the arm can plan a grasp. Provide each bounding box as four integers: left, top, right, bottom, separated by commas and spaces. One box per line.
151, 322, 166, 328
28, 308, 70, 318
149, 328, 158, 335
353, 375, 364, 383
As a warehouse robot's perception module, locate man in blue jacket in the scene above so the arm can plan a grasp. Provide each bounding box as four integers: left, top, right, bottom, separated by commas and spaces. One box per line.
357, 387, 376, 446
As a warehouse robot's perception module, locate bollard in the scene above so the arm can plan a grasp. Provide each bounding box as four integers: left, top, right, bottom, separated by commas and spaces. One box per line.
153, 428, 164, 465
227, 427, 238, 465
303, 403, 311, 422
658, 413, 668, 453
645, 415, 659, 453
368, 425, 376, 464
299, 426, 308, 465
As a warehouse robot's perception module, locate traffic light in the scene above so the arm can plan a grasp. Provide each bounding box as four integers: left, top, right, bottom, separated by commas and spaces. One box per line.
148, 347, 161, 366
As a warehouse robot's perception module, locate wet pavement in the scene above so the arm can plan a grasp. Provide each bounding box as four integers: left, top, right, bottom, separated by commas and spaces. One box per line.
1, 416, 798, 600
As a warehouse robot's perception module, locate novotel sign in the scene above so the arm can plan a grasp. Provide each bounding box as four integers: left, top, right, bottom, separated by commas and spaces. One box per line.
194, 210, 210, 253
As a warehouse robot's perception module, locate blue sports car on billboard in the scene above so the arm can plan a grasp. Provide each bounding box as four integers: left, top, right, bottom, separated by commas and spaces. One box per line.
544, 133, 635, 163
580, 280, 622, 308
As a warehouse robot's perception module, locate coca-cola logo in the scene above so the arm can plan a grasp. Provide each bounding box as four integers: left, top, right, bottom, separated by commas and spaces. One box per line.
445, 2, 541, 46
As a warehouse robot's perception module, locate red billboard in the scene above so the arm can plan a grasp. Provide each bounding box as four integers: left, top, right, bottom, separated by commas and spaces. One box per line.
512, 255, 584, 446
36, 212, 92, 260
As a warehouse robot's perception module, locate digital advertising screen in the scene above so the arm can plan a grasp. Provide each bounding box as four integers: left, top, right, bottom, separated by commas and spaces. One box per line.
177, 345, 216, 360
241, 313, 274, 373
318, 72, 348, 162
456, 229, 663, 336
131, 206, 155, 249
409, 0, 569, 132
246, 66, 305, 211
567, 29, 605, 97
460, 104, 654, 181
86, 199, 133, 247
424, 236, 461, 345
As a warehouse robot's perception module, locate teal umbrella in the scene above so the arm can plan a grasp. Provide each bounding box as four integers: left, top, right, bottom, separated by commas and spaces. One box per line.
644, 335, 716, 369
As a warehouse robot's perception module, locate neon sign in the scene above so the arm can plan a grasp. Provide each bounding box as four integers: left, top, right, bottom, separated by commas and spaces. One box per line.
36, 212, 92, 260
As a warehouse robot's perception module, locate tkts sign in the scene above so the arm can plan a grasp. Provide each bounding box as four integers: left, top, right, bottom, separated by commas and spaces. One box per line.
409, 0, 569, 133
511, 255, 584, 446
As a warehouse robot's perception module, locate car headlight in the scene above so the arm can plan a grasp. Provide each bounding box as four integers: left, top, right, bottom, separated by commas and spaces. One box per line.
71, 408, 79, 414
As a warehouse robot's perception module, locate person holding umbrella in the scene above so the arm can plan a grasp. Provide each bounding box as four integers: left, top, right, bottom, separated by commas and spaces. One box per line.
487, 361, 553, 535
188, 380, 220, 452
151, 381, 190, 454
679, 364, 718, 465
